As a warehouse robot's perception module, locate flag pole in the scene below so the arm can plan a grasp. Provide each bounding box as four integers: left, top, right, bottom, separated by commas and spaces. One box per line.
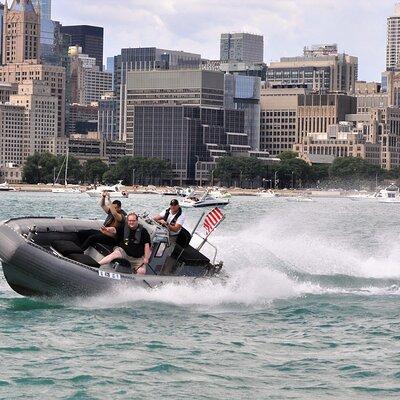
197, 215, 225, 251
190, 212, 205, 237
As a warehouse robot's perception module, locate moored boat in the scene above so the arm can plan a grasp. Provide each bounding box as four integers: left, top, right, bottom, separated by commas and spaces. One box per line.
51, 150, 81, 194
161, 187, 183, 196
209, 187, 232, 199
137, 185, 161, 195
285, 196, 314, 202
257, 189, 277, 198
376, 184, 400, 203
181, 190, 230, 208
86, 181, 129, 198
52, 187, 81, 194
0, 182, 16, 191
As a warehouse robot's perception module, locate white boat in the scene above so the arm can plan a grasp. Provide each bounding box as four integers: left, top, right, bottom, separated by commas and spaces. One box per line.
160, 186, 182, 196
286, 196, 314, 202
0, 182, 16, 191
377, 184, 400, 203
180, 187, 195, 197
209, 187, 232, 199
52, 187, 81, 194
51, 150, 81, 194
347, 190, 374, 200
136, 185, 161, 195
180, 191, 230, 208
257, 189, 277, 198
86, 181, 129, 198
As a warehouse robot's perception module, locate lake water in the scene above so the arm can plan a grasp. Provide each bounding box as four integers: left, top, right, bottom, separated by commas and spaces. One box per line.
0, 192, 400, 399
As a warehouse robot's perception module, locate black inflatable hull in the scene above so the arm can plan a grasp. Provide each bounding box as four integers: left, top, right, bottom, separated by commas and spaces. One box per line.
0, 218, 201, 298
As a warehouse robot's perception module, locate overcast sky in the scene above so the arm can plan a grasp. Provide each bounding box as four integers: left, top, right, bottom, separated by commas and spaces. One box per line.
52, 0, 397, 82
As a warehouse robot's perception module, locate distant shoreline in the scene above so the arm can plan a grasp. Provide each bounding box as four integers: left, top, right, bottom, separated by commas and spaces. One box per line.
1, 184, 370, 198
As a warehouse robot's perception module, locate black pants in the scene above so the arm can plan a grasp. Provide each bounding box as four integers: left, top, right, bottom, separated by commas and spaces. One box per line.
80, 230, 117, 251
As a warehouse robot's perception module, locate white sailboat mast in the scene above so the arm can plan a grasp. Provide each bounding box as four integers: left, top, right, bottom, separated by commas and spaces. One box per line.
64, 149, 69, 187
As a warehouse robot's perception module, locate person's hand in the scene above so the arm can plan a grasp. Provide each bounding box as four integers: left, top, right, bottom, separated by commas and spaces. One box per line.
143, 258, 149, 265
100, 225, 107, 232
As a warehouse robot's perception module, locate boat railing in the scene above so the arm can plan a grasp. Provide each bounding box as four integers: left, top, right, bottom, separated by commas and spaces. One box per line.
196, 232, 218, 265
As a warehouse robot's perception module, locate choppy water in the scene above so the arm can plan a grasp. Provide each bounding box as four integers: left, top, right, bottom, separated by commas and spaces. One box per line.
1, 192, 400, 399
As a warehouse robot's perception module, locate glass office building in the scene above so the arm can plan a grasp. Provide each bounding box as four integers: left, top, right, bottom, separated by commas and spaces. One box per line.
133, 105, 246, 182
224, 74, 261, 150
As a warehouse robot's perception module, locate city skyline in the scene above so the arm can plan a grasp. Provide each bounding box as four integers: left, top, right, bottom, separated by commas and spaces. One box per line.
53, 0, 396, 82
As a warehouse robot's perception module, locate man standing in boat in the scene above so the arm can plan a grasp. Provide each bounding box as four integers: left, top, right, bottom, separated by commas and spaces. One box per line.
80, 191, 126, 250
153, 199, 189, 245
98, 212, 151, 274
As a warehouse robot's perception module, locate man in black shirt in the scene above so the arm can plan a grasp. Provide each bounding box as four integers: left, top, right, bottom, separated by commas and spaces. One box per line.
99, 212, 151, 274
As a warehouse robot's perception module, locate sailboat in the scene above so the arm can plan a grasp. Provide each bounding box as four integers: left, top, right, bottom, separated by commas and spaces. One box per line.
51, 151, 81, 194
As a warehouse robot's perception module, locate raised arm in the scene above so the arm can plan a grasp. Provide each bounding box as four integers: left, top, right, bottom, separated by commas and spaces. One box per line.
109, 203, 124, 222
100, 192, 110, 213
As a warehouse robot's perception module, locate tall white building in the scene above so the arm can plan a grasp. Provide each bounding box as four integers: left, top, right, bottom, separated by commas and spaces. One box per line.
386, 3, 400, 70
0, 80, 66, 170
0, 104, 26, 167
11, 80, 58, 157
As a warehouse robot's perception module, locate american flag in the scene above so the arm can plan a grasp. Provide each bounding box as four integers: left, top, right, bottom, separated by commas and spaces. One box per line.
203, 207, 224, 235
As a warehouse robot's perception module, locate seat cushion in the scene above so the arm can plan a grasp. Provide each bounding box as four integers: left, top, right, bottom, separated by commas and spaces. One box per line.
51, 240, 83, 256
68, 253, 100, 268
34, 232, 80, 246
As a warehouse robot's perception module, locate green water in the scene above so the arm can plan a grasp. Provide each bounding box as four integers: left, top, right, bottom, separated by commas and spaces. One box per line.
0, 193, 399, 399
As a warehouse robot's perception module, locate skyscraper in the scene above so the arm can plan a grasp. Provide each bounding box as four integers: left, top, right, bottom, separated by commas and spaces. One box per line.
224, 74, 261, 150
113, 47, 201, 139
220, 33, 264, 63
36, 0, 51, 19
34, 0, 56, 65
386, 3, 400, 70
68, 46, 112, 105
2, 0, 40, 64
0, 4, 4, 64
0, 0, 66, 135
124, 69, 224, 152
60, 25, 104, 70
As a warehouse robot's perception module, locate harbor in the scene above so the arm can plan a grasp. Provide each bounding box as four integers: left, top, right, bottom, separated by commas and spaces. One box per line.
4, 182, 400, 199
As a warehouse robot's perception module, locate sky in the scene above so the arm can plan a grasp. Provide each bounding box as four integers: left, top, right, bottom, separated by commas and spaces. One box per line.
52, 0, 398, 82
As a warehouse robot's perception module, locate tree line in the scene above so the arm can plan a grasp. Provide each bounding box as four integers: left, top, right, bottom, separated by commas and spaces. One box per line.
22, 151, 400, 189
23, 153, 173, 185
214, 151, 400, 189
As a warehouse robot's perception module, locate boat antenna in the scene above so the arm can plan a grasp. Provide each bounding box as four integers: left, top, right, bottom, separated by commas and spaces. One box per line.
190, 212, 205, 237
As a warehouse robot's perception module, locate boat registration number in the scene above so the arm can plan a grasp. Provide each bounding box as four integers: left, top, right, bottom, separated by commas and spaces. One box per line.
98, 270, 121, 280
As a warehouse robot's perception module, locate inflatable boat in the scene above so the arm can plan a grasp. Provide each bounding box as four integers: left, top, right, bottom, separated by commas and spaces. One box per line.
0, 215, 223, 298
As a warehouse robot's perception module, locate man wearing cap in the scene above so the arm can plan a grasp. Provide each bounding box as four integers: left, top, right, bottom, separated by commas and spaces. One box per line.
153, 199, 186, 242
